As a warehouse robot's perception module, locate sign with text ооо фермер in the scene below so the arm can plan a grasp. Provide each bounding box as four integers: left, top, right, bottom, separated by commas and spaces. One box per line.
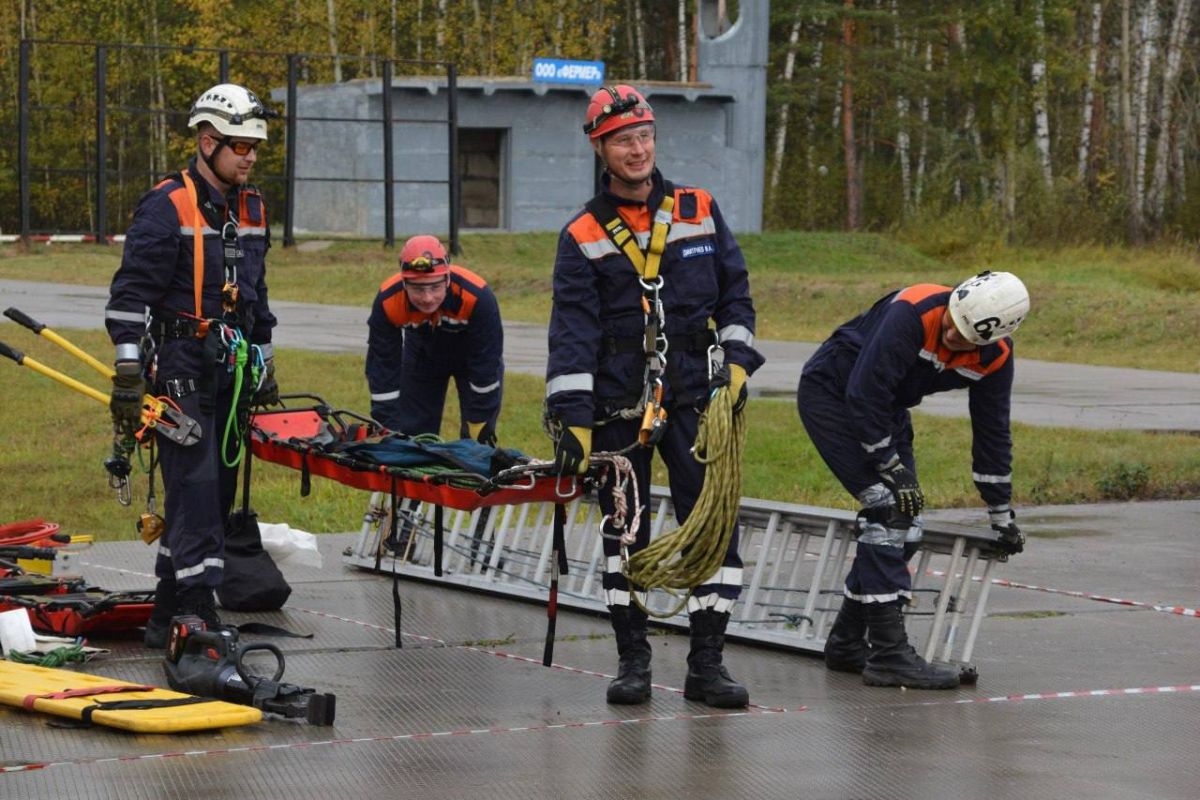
531, 58, 605, 86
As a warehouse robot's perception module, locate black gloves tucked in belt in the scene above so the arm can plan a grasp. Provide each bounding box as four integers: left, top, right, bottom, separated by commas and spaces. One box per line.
110, 361, 145, 436
877, 456, 924, 517
988, 507, 1025, 557
252, 359, 279, 407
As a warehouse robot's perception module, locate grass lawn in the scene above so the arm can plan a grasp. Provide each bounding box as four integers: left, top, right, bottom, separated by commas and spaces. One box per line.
2, 328, 1197, 542
3, 231, 1198, 371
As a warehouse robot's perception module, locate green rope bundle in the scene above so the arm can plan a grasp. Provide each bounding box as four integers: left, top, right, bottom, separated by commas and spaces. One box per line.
8, 642, 87, 667
624, 383, 746, 609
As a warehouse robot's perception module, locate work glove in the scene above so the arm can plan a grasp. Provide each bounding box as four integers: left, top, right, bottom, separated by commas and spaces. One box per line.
707, 363, 748, 414
553, 425, 592, 476
877, 456, 924, 518
988, 507, 1025, 557
110, 361, 146, 436
467, 420, 498, 447
252, 359, 279, 407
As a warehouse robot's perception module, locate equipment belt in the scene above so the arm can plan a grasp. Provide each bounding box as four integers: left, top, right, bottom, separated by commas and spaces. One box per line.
150, 315, 204, 339
603, 330, 716, 356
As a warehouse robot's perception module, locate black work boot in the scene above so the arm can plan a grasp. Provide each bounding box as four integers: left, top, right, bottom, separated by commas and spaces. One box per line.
823, 597, 868, 673
862, 601, 960, 690
142, 578, 177, 649
607, 605, 652, 704
684, 609, 750, 708
175, 585, 222, 629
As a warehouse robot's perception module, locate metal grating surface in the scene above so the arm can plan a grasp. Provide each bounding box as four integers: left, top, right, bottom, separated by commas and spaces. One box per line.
3, 500, 1199, 799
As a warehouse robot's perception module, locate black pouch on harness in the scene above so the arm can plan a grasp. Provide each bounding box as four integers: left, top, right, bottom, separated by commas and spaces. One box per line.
216, 509, 292, 612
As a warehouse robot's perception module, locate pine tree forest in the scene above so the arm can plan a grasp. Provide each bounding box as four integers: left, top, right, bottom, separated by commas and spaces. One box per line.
2, 0, 1198, 244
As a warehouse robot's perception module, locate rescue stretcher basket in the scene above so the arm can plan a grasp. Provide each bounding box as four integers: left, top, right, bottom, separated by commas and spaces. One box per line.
248, 395, 580, 509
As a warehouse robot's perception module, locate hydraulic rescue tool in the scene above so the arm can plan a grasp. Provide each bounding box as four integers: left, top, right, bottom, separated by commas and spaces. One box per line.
163, 616, 336, 726
2, 307, 200, 515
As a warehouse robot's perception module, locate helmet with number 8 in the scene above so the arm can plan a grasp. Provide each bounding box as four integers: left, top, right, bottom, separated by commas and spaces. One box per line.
948, 271, 1030, 345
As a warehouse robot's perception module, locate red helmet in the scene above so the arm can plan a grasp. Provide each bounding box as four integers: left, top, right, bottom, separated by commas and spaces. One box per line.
583, 85, 654, 140
399, 235, 450, 278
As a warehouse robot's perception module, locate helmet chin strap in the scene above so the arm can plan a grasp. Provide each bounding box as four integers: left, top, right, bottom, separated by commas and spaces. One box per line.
201, 138, 236, 187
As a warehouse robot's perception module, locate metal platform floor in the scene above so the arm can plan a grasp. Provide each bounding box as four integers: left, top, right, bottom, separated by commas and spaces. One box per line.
2, 499, 1197, 799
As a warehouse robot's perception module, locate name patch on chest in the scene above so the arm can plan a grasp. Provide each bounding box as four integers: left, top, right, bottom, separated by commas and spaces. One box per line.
679, 241, 716, 259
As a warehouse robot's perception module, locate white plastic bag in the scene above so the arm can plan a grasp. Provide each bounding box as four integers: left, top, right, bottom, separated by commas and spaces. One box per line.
0, 608, 37, 656
257, 522, 324, 569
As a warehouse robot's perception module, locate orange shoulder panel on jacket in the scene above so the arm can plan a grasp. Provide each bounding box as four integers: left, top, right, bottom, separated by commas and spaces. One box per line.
568, 212, 607, 244
893, 284, 951, 306
379, 271, 404, 293
451, 265, 487, 289
164, 185, 193, 227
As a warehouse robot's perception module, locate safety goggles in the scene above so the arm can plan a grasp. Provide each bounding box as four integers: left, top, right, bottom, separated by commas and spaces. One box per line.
607, 126, 654, 149
582, 90, 643, 136
222, 138, 260, 157
404, 278, 449, 296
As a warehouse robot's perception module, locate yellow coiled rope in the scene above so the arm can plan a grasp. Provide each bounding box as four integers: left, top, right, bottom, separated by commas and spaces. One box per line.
624, 383, 746, 617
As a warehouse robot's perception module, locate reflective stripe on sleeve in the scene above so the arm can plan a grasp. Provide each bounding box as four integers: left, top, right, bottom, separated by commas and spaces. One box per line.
115, 343, 142, 362
546, 373, 593, 397
371, 389, 401, 402
105, 308, 146, 323
717, 324, 754, 347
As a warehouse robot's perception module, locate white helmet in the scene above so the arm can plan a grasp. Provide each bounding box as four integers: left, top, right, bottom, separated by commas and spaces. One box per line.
187, 83, 271, 140
948, 271, 1030, 345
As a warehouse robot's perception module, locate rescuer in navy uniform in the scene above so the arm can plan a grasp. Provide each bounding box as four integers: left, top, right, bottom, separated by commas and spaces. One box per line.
366, 234, 504, 444
797, 271, 1030, 689
545, 84, 765, 709
105, 83, 279, 647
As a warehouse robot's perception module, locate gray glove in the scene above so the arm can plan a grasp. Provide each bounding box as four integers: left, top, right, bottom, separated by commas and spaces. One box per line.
878, 457, 924, 517
253, 359, 279, 407
110, 361, 145, 435
989, 507, 1025, 557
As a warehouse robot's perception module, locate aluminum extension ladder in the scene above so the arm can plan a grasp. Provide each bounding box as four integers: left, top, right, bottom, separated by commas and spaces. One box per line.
344, 488, 1006, 674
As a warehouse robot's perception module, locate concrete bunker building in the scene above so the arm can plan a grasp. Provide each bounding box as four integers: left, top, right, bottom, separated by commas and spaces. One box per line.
279, 1, 768, 238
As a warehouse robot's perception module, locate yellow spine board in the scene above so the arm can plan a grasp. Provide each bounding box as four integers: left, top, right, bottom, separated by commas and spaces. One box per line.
0, 661, 262, 733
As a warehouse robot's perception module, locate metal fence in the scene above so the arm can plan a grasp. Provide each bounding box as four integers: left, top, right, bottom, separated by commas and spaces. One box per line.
14, 39, 461, 250
345, 488, 1007, 674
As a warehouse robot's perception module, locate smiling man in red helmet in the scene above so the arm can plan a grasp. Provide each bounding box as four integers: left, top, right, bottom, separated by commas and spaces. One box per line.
366, 234, 504, 445
545, 85, 765, 709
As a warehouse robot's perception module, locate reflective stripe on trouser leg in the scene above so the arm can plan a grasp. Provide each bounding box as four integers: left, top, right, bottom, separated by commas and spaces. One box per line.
596, 419, 652, 608
156, 374, 239, 591
845, 483, 912, 603
657, 406, 744, 614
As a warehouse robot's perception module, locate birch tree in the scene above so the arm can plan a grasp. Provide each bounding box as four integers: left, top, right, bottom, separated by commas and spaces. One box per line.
1147, 0, 1194, 222
1031, 0, 1053, 187
769, 14, 804, 201
1076, 0, 1104, 180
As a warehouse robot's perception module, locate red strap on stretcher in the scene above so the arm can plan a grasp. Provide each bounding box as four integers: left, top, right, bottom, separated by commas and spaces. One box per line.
23, 684, 154, 710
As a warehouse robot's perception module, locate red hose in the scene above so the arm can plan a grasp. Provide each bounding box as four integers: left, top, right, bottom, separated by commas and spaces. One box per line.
0, 519, 62, 546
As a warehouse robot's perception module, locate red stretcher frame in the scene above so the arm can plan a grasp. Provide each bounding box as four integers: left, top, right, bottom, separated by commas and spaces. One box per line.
249, 405, 580, 510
